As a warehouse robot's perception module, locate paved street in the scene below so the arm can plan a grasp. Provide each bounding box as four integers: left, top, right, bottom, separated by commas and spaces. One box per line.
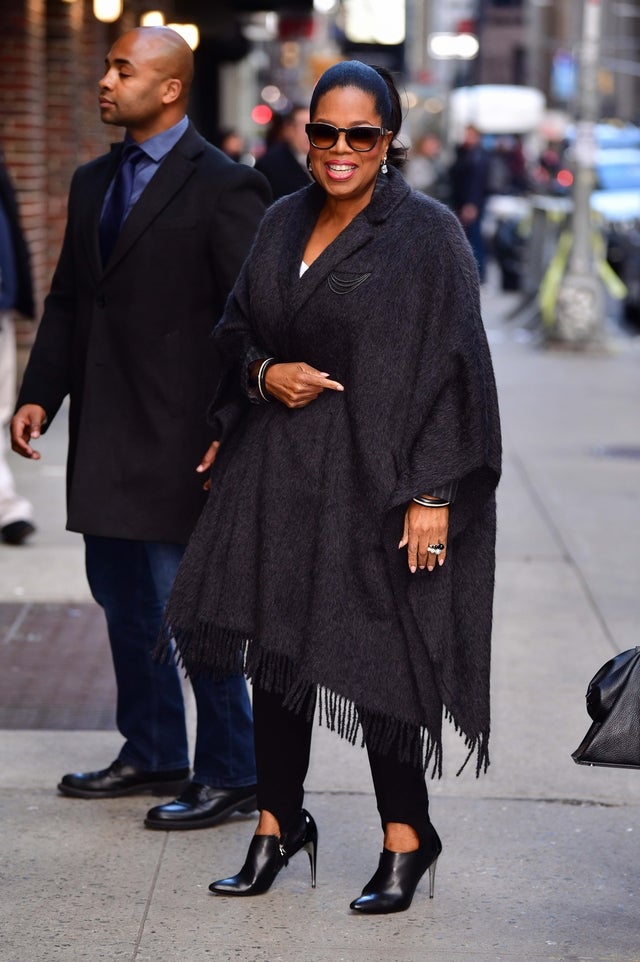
1, 272, 639, 962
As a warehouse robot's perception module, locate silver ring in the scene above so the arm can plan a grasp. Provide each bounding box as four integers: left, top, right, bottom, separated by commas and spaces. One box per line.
427, 543, 445, 555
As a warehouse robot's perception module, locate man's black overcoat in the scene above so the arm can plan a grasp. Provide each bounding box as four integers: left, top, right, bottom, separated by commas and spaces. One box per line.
255, 142, 310, 201
17, 123, 269, 542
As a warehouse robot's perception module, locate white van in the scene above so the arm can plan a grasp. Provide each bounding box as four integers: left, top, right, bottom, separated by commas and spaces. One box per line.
448, 84, 546, 142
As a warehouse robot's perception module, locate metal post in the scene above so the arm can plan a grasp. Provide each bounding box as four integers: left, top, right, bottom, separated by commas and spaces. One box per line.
526, 0, 550, 93
553, 0, 606, 345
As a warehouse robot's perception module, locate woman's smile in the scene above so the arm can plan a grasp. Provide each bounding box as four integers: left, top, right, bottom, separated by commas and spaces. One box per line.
324, 161, 358, 180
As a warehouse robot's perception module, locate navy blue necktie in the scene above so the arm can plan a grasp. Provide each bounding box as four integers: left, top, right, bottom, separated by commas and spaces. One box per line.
99, 144, 145, 264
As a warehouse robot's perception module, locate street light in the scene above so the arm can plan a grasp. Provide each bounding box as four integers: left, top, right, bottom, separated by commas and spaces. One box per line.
166, 23, 200, 50
93, 0, 122, 22
140, 11, 165, 26
427, 33, 479, 61
343, 0, 405, 46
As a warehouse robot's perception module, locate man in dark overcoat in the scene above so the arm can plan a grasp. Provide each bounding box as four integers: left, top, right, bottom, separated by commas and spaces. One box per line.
449, 123, 491, 283
10, 27, 271, 829
255, 104, 311, 200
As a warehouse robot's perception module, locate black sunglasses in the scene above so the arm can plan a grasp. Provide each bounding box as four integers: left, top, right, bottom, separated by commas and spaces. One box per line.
305, 122, 388, 152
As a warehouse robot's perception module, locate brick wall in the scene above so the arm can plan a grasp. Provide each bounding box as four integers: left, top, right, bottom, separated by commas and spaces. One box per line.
0, 0, 118, 368
0, 0, 47, 342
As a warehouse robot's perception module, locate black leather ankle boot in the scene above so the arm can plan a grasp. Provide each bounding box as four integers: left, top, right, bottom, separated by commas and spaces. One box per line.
209, 809, 318, 896
350, 824, 442, 914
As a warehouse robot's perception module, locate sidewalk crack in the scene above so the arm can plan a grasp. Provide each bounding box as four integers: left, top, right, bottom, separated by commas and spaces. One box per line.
2, 602, 32, 645
131, 832, 168, 961
510, 450, 618, 652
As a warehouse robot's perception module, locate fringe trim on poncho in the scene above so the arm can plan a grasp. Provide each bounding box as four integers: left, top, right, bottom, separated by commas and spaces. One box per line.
157, 620, 490, 779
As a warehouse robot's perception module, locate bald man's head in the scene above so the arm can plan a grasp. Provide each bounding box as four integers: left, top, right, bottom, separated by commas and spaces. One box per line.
128, 27, 194, 101
99, 27, 194, 139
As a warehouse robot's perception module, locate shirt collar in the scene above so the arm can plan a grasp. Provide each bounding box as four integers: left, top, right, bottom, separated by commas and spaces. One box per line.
124, 115, 189, 163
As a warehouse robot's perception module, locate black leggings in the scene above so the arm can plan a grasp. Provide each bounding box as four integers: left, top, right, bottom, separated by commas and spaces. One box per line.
252, 685, 432, 844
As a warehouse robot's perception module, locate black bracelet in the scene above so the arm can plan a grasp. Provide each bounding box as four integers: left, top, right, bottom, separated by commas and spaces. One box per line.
412, 497, 450, 507
256, 357, 276, 403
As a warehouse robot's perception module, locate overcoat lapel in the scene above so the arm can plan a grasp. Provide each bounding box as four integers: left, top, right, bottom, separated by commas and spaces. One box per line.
283, 173, 410, 318
102, 147, 196, 276
99, 125, 204, 278
287, 218, 376, 318
82, 146, 120, 285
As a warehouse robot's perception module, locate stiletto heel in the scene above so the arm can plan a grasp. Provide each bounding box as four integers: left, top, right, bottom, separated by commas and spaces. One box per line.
209, 809, 318, 896
301, 822, 318, 887
427, 855, 438, 899
349, 824, 442, 915
281, 808, 317, 888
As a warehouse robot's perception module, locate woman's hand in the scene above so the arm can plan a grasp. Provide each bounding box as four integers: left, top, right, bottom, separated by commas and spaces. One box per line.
399, 502, 449, 573
264, 362, 344, 409
196, 440, 220, 491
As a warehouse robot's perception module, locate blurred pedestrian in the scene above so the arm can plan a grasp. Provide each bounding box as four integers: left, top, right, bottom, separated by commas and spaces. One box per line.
404, 132, 449, 204
449, 124, 491, 282
255, 104, 311, 200
486, 136, 528, 196
216, 128, 246, 163
11, 27, 271, 828
508, 135, 528, 193
0, 150, 35, 546
162, 61, 501, 913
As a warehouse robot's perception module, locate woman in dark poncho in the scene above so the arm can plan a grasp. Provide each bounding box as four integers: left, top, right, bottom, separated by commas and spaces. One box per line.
163, 60, 501, 914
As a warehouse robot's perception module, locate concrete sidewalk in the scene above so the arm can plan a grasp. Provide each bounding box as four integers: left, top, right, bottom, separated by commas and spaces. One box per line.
1, 277, 639, 962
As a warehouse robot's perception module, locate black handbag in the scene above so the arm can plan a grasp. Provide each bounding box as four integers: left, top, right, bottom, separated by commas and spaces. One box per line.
572, 646, 640, 769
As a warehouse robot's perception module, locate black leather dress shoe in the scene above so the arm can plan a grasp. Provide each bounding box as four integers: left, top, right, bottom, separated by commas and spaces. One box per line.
1, 520, 36, 545
57, 759, 190, 799
144, 782, 257, 830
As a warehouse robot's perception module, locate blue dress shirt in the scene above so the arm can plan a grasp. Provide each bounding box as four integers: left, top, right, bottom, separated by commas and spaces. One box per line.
101, 115, 189, 224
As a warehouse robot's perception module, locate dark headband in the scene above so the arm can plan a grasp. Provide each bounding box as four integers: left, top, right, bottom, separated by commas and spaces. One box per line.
310, 61, 393, 130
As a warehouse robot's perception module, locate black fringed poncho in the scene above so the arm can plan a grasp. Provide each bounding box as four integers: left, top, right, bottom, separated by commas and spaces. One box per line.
163, 168, 501, 775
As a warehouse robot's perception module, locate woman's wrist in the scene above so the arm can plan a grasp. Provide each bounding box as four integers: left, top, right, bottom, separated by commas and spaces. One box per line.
253, 357, 276, 402
412, 494, 450, 508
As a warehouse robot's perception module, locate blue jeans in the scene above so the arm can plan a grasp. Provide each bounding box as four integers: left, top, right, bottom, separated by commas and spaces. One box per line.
84, 535, 256, 787
464, 215, 486, 283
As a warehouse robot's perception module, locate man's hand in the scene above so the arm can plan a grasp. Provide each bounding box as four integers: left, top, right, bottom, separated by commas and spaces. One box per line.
10, 405, 47, 460
196, 440, 220, 491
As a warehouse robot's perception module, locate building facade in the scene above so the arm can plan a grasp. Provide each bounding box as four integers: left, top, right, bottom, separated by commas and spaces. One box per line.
2, 0, 638, 346
0, 2, 118, 340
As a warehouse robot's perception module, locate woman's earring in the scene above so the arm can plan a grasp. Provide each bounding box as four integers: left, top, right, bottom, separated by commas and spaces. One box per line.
381, 156, 388, 175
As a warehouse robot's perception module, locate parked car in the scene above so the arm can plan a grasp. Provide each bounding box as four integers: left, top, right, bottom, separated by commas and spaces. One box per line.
541, 123, 640, 200
588, 139, 640, 328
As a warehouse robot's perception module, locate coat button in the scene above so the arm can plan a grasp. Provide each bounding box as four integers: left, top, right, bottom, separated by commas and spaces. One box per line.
96, 294, 106, 307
